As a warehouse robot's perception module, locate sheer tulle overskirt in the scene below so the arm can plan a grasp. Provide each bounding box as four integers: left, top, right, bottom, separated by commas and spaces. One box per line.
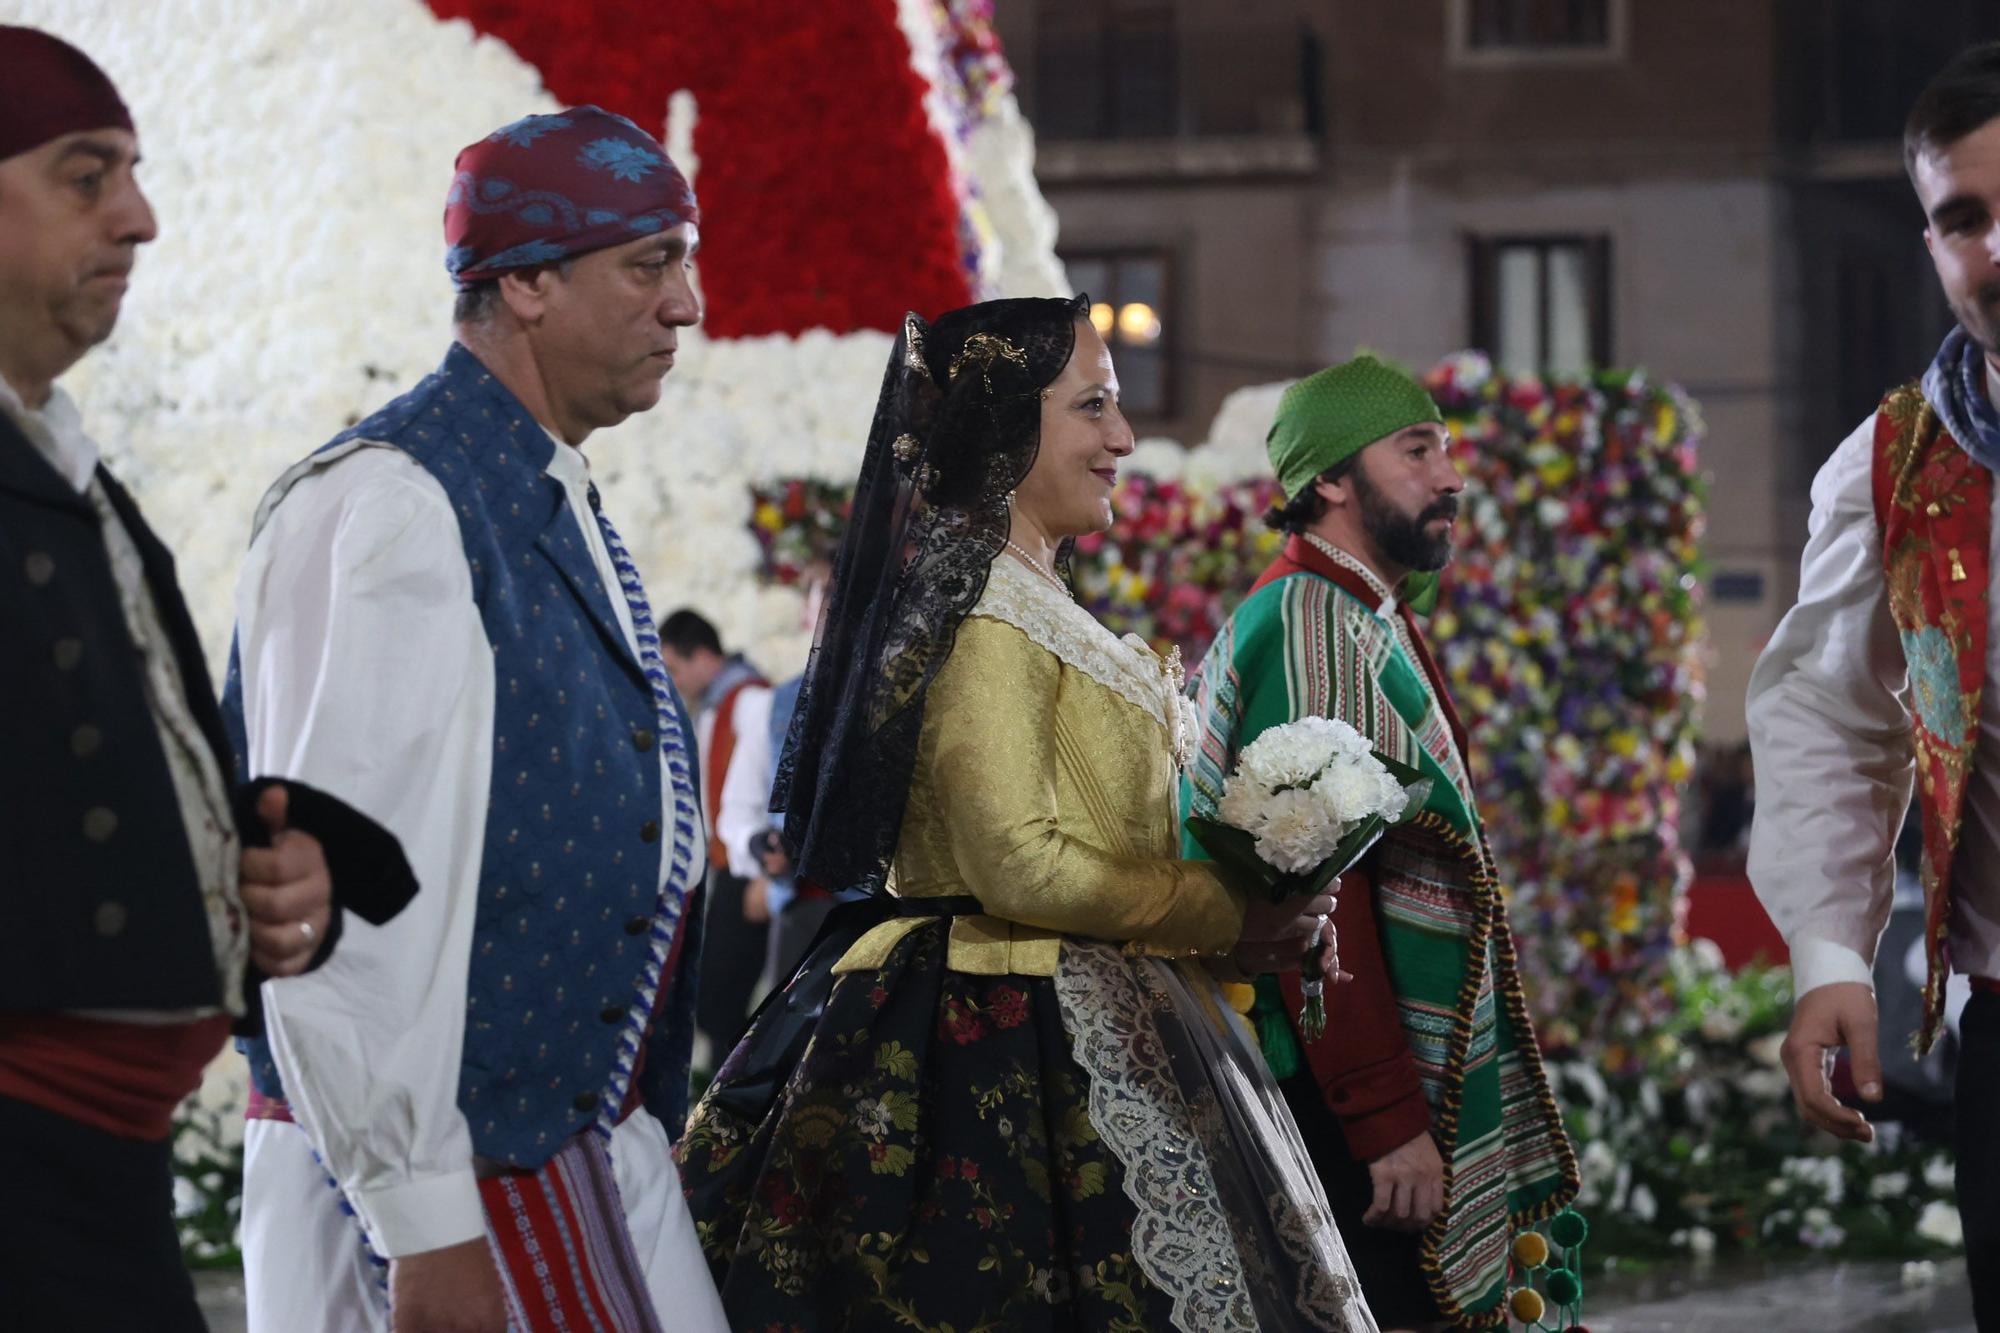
1056, 942, 1378, 1333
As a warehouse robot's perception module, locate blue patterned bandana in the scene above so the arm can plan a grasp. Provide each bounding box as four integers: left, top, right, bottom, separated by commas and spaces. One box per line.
444, 106, 698, 290
1922, 324, 2000, 475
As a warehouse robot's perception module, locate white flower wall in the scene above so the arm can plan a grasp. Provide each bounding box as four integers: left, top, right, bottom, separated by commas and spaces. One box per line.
3, 0, 1111, 1150
5, 0, 1091, 688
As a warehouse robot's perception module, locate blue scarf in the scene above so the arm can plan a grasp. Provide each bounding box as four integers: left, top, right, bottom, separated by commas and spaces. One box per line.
1922, 325, 2000, 474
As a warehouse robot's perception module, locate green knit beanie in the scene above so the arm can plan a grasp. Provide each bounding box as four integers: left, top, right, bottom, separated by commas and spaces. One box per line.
1265, 354, 1444, 503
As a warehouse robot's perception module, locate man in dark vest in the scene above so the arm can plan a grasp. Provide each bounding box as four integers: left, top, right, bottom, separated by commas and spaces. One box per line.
1750, 41, 2000, 1330
227, 108, 726, 1332
660, 607, 774, 1055
0, 26, 410, 1333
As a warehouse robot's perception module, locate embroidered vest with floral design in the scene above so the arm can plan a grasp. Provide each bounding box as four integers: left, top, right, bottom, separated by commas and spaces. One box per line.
1871, 382, 1991, 1052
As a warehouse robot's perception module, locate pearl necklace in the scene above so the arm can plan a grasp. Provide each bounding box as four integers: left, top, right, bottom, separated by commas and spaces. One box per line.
1003, 538, 1071, 599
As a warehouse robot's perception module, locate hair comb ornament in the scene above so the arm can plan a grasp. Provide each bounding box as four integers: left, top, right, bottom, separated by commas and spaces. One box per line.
902, 312, 930, 374
948, 332, 1030, 393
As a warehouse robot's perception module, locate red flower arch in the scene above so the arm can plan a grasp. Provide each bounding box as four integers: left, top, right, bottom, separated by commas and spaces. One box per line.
425, 0, 974, 337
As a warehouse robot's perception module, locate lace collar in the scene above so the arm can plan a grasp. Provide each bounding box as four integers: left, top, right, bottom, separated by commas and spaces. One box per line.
974, 554, 1193, 765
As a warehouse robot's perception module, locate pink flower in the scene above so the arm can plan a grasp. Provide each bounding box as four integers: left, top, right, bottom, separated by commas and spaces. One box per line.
985, 985, 1027, 1030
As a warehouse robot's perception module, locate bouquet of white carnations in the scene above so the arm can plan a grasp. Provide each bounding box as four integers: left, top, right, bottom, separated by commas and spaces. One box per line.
1185, 716, 1431, 1040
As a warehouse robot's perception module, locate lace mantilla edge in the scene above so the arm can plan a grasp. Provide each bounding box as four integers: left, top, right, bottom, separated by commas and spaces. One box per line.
1053, 941, 1262, 1333
974, 555, 1195, 765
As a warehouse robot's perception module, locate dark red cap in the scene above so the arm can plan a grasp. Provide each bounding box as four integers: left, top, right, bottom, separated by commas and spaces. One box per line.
0, 26, 133, 163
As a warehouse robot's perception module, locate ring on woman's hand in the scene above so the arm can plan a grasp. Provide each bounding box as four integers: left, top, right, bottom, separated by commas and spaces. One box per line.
298, 919, 316, 943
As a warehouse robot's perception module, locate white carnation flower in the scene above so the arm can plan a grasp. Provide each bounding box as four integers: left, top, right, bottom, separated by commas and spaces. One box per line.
1867, 1171, 1909, 1201
1915, 1200, 1964, 1248
1780, 1155, 1845, 1207
1310, 757, 1409, 828
1799, 1207, 1845, 1250
1236, 727, 1331, 790
1697, 1002, 1745, 1042
1237, 715, 1374, 791
1216, 774, 1269, 833
1578, 1139, 1617, 1187
1252, 787, 1342, 875
1309, 761, 1376, 825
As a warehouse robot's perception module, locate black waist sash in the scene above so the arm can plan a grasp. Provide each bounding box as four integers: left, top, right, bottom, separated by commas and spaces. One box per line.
704, 893, 984, 1122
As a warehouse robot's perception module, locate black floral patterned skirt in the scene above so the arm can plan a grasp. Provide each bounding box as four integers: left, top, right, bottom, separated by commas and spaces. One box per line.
675, 920, 1179, 1332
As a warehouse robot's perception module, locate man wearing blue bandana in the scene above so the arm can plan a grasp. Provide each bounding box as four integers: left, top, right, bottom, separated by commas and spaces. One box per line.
1750, 45, 2000, 1329
226, 107, 727, 1333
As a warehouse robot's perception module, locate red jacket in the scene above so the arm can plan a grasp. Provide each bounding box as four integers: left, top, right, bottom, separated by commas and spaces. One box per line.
1252, 534, 1464, 1161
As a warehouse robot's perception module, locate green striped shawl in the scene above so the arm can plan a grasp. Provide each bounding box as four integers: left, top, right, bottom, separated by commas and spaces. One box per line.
1181, 571, 1578, 1328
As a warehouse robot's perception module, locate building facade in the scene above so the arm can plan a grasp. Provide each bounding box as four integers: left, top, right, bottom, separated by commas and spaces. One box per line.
997, 0, 2000, 745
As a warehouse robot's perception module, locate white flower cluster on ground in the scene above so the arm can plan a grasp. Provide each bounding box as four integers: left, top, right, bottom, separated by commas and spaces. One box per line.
1218, 717, 1408, 874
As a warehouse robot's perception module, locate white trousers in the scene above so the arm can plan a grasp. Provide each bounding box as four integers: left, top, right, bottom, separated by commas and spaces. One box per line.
240, 1110, 727, 1333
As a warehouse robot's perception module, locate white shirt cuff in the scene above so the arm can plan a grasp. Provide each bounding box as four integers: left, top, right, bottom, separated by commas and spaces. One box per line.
1789, 937, 1876, 997
351, 1168, 487, 1259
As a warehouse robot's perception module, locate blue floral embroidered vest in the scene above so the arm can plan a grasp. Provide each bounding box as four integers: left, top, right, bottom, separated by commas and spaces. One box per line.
1873, 383, 1992, 1053
229, 344, 704, 1164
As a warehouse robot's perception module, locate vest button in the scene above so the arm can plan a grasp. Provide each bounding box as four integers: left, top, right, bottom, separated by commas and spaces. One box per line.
639, 820, 660, 843
53, 637, 83, 671
24, 551, 54, 585
82, 807, 118, 843
71, 724, 103, 758
95, 901, 127, 937
572, 1091, 600, 1113
600, 1005, 625, 1024
632, 727, 655, 752
625, 916, 650, 936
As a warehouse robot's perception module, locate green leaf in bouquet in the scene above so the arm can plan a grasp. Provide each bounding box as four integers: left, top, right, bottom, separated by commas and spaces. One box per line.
1302, 814, 1385, 896
1371, 749, 1434, 824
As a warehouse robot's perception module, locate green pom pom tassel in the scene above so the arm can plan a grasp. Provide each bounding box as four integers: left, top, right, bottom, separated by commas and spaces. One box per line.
1253, 975, 1303, 1080
1546, 1267, 1583, 1306
1548, 1208, 1590, 1250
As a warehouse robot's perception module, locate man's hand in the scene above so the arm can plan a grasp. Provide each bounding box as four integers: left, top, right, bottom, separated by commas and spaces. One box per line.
390, 1238, 508, 1333
1231, 884, 1338, 976
240, 785, 333, 977
757, 829, 793, 879
1781, 981, 1882, 1143
1364, 1129, 1445, 1232
743, 877, 772, 925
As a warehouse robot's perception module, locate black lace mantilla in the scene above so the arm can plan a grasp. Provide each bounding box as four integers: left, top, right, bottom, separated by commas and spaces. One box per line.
774, 294, 1090, 896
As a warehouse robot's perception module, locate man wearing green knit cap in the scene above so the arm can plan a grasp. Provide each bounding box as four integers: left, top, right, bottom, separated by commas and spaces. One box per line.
1182, 354, 1577, 1331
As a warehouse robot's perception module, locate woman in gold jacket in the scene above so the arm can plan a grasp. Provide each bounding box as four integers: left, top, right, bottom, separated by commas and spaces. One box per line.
677, 296, 1376, 1333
